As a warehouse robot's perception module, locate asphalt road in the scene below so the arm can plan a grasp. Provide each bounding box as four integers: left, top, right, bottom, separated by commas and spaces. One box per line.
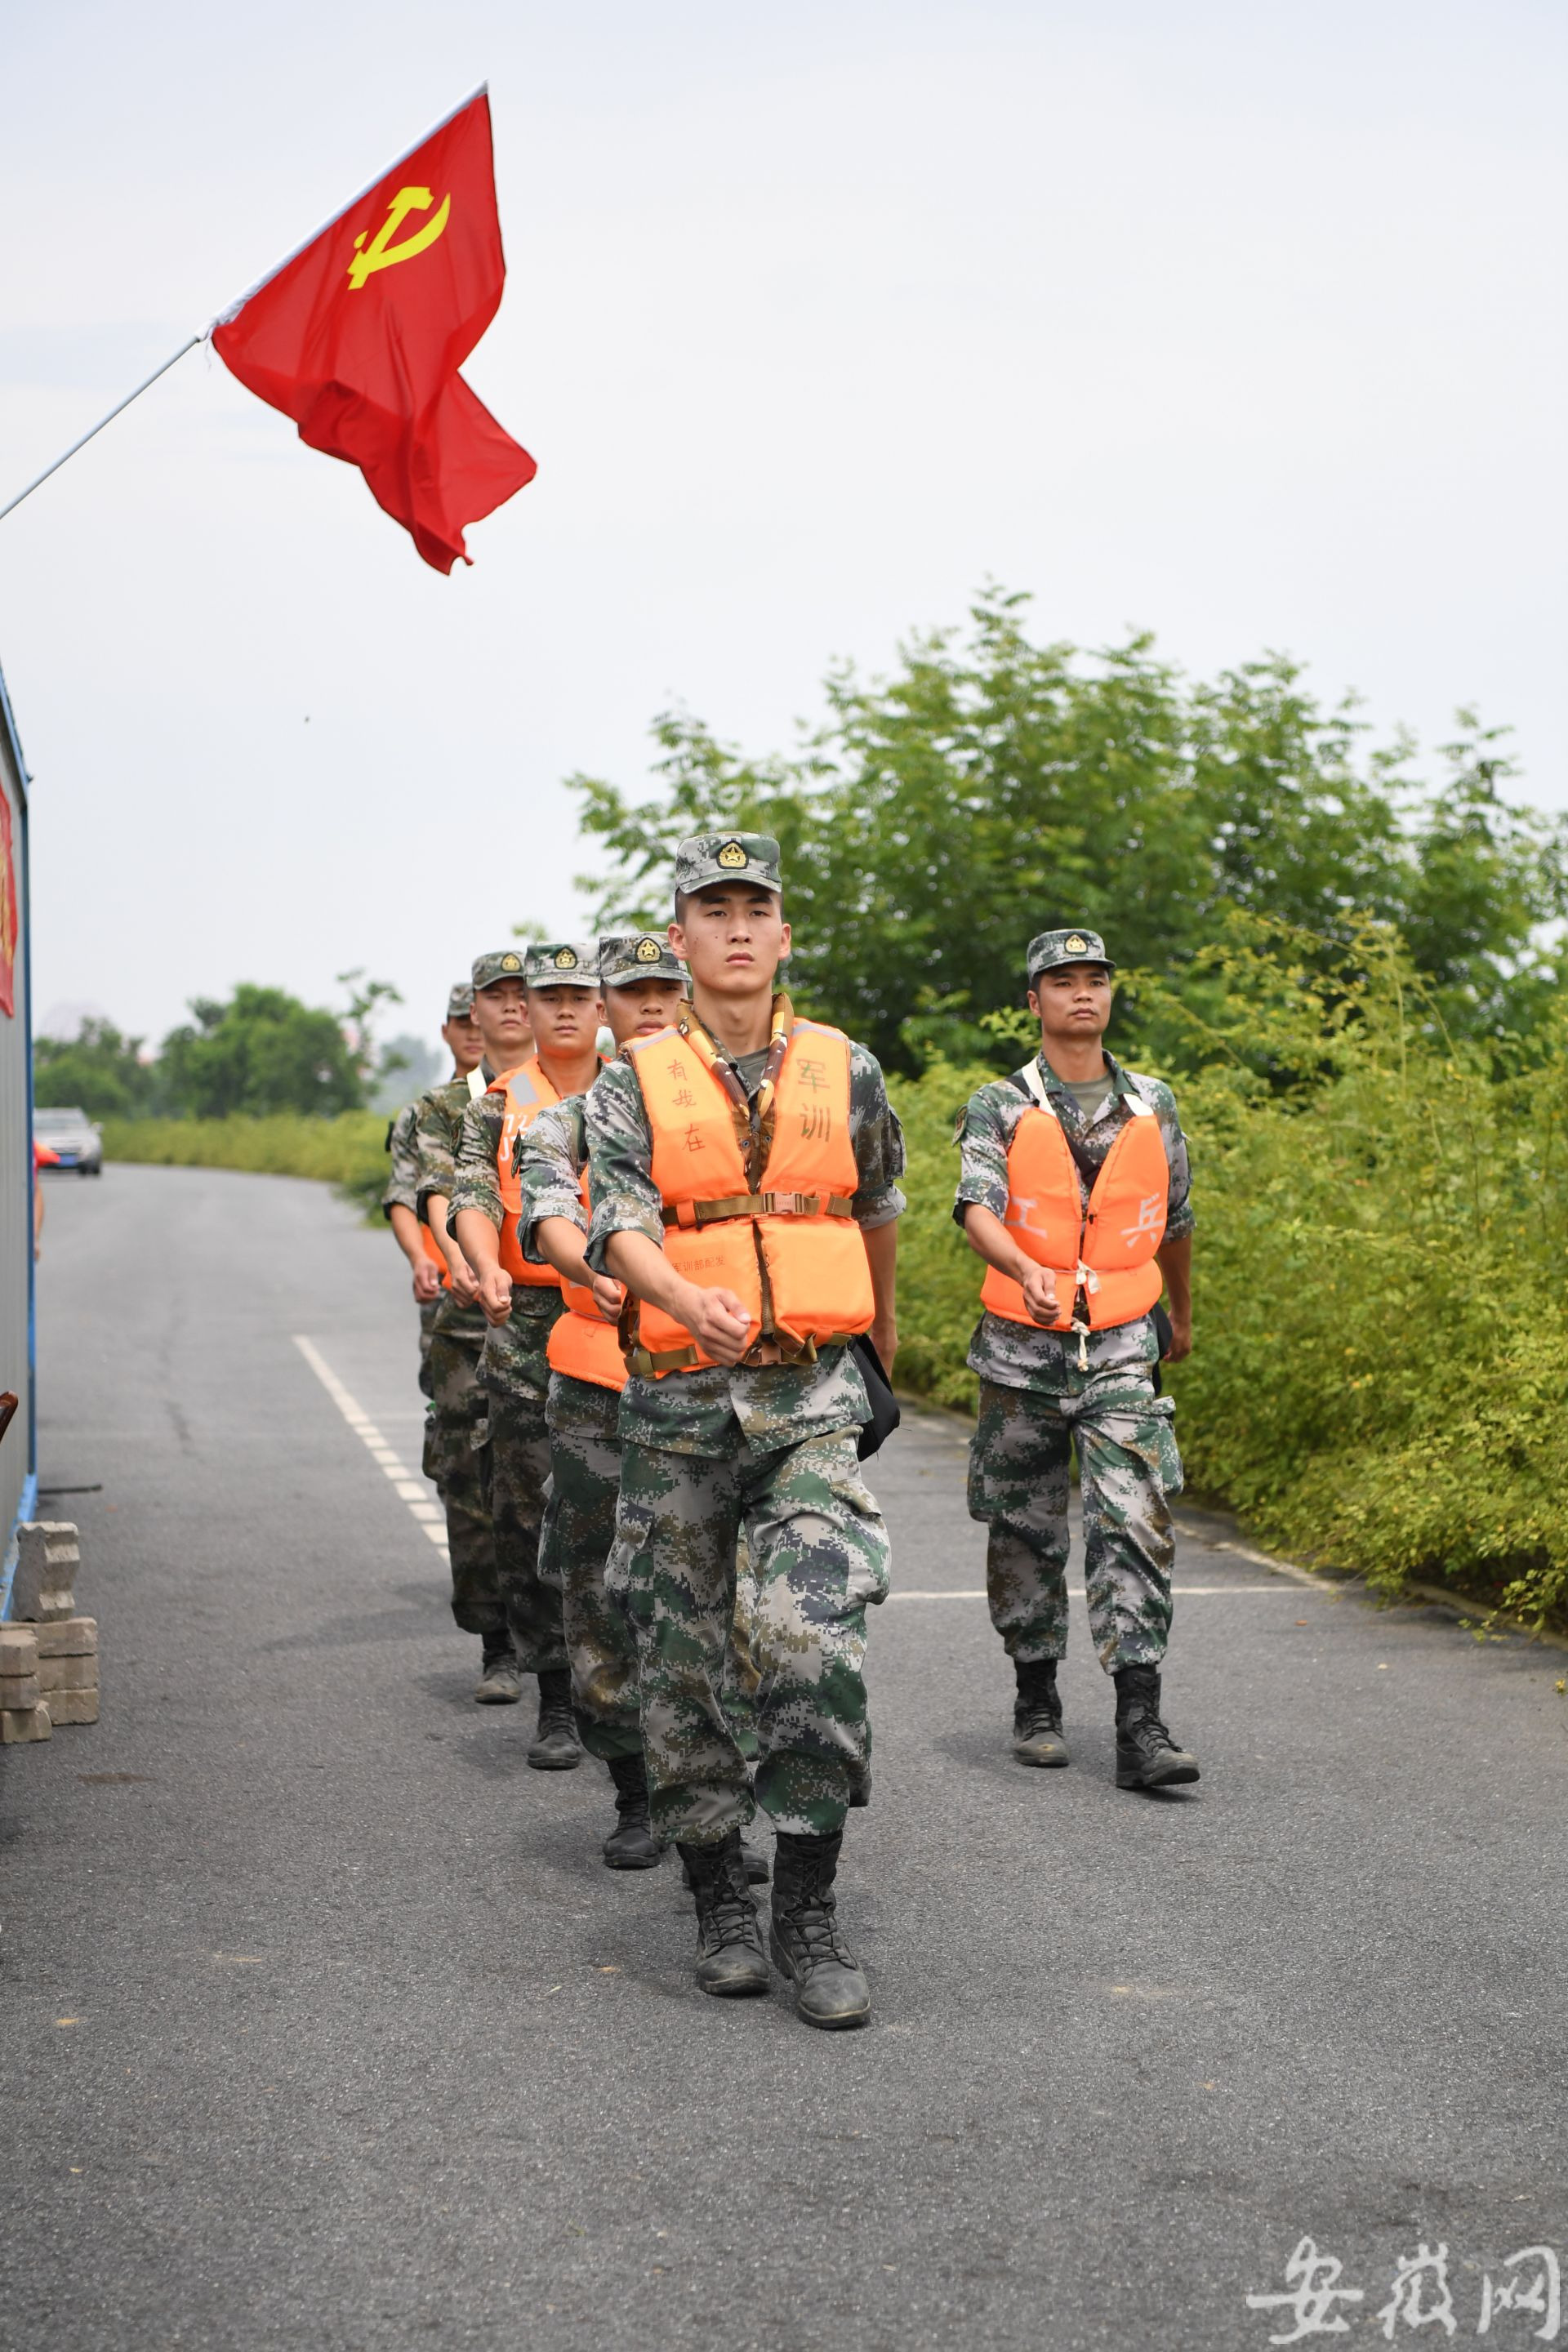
3, 1163, 1566, 2352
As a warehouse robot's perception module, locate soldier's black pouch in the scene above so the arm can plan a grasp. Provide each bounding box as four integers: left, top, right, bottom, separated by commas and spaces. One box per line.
850, 1334, 901, 1460
1151, 1303, 1174, 1396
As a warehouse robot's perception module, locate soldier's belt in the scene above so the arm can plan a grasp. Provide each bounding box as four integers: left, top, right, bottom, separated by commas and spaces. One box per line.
626, 1330, 861, 1377
661, 1192, 854, 1229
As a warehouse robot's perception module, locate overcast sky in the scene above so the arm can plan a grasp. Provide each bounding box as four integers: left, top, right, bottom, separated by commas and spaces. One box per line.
2, 0, 1563, 1056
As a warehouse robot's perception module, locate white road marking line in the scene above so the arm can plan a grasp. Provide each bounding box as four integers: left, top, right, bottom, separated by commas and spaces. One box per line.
292, 1336, 449, 1557
890, 1585, 1301, 1601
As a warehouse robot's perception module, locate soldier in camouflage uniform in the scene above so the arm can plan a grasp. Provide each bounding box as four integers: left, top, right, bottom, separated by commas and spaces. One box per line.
382, 985, 483, 1396
520, 931, 766, 1876
416, 970, 523, 1703
586, 835, 904, 2031
448, 943, 604, 1769
956, 927, 1200, 1790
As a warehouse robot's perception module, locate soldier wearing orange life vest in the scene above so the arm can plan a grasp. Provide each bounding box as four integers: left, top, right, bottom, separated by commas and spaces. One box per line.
412, 967, 524, 1701
522, 932, 771, 1880
448, 943, 603, 1764
956, 927, 1200, 1791
382, 983, 482, 1394
584, 834, 906, 2034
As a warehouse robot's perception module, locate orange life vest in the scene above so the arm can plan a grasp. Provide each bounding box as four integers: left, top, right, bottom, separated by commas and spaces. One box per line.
624, 1018, 875, 1375
492, 1060, 565, 1288
546, 1166, 628, 1392
981, 1074, 1169, 1332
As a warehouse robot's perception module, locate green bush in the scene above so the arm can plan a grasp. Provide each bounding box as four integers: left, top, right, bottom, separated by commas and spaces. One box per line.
888, 920, 1568, 1630
100, 1112, 389, 1217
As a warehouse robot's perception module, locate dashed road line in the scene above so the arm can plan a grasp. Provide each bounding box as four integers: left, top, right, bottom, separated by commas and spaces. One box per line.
292, 1334, 448, 1557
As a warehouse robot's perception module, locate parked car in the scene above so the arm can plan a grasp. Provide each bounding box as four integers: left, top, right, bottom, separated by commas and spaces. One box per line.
33, 1106, 103, 1175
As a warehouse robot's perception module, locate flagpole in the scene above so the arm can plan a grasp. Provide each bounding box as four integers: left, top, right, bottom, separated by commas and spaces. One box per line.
0, 79, 489, 529
0, 337, 202, 525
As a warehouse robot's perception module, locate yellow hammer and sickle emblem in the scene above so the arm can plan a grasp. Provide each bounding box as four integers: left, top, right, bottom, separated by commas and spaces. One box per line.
347, 185, 452, 292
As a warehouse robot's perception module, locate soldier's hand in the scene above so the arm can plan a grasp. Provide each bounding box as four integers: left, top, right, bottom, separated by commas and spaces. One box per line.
1164, 1313, 1192, 1365
1020, 1267, 1061, 1327
478, 1266, 514, 1325
870, 1318, 898, 1379
447, 1254, 483, 1306
412, 1258, 443, 1303
590, 1273, 625, 1323
680, 1284, 755, 1366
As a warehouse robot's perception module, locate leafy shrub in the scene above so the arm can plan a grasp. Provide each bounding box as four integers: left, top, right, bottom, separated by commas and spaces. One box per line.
100, 1112, 389, 1217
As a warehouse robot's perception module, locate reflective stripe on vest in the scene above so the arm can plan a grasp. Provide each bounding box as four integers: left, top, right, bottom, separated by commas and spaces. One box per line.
980, 1085, 1169, 1332
492, 1059, 564, 1287
547, 1165, 626, 1392
625, 1019, 875, 1374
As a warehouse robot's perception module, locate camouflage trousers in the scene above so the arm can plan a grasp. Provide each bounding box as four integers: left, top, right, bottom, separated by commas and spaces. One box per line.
540, 1373, 764, 1766
968, 1370, 1181, 1672
481, 1383, 568, 1676
609, 1425, 889, 1844
416, 1297, 439, 1400
423, 1319, 501, 1640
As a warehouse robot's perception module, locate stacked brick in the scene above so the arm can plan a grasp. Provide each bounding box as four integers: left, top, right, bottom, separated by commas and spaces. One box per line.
1, 1523, 98, 1744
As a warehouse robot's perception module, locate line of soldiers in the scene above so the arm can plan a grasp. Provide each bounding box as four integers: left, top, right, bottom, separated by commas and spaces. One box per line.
382, 840, 1199, 2033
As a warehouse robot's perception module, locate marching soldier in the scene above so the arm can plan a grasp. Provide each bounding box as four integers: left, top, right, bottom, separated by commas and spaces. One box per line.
448, 943, 604, 1769
382, 985, 483, 1394
954, 928, 1200, 1788
416, 963, 528, 1704
585, 835, 904, 2032
519, 933, 767, 1880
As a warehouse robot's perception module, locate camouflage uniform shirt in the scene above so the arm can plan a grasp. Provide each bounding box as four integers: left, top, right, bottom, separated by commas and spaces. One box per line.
381, 1102, 422, 1218
585, 1027, 906, 1460
448, 1084, 564, 1400
953, 1048, 1193, 1388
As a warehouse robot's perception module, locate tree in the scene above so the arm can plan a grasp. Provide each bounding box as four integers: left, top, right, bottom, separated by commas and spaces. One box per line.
336, 967, 406, 1102
569, 589, 1566, 1071
158, 984, 368, 1117
33, 1018, 158, 1118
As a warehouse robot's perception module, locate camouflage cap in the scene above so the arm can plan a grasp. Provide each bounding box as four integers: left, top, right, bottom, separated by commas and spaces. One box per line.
673, 832, 782, 898
598, 932, 688, 990
472, 948, 528, 991
524, 940, 601, 989
1026, 926, 1116, 980
445, 982, 475, 1020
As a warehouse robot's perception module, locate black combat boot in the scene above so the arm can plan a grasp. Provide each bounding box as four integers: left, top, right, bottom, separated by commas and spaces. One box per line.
677, 1830, 770, 1998
770, 1830, 871, 2031
1113, 1662, 1200, 1789
602, 1754, 662, 1870
474, 1636, 522, 1705
682, 1829, 768, 1889
1012, 1657, 1069, 1767
527, 1669, 582, 1771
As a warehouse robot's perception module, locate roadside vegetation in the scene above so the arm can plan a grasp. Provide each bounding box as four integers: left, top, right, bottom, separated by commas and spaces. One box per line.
99, 1110, 389, 1215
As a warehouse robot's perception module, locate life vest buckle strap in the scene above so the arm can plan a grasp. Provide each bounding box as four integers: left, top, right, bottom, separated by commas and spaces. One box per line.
626, 1340, 702, 1376
659, 1190, 855, 1228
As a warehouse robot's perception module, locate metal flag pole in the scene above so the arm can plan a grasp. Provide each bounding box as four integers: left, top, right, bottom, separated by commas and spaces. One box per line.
0, 339, 202, 525
0, 79, 489, 529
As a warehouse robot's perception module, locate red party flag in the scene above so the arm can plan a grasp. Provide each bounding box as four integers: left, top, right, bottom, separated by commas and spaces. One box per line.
212, 88, 535, 572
